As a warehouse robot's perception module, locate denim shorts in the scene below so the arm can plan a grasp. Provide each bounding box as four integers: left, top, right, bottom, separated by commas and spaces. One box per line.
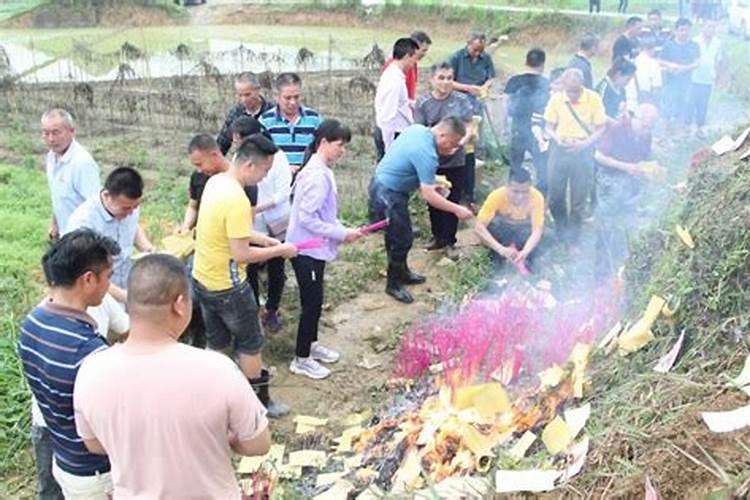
192, 279, 264, 355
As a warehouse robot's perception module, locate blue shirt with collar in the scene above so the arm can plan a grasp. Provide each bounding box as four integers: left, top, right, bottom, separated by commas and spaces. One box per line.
46, 140, 101, 233
374, 125, 438, 194
65, 194, 139, 288
260, 105, 322, 167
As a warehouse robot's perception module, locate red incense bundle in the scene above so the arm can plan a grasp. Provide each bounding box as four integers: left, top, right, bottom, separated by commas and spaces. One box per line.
362, 218, 389, 234
294, 238, 325, 251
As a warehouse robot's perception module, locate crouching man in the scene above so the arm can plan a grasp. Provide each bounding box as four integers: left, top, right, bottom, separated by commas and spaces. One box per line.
474, 168, 545, 271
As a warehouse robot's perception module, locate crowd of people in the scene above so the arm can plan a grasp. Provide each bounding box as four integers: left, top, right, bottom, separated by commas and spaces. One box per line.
19, 12, 726, 498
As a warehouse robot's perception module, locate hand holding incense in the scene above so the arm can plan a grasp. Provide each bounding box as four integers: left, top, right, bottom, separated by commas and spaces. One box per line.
294, 238, 325, 251
361, 218, 389, 234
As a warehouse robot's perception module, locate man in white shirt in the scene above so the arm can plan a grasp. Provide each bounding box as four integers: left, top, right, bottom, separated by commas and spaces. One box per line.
375, 38, 420, 152
42, 109, 100, 240
625, 35, 663, 113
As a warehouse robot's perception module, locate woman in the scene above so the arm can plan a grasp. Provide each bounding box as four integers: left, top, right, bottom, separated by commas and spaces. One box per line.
286, 120, 364, 380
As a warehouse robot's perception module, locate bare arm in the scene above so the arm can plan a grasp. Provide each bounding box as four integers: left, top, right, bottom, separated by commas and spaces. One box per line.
518, 226, 543, 262
228, 237, 297, 265
230, 427, 272, 457
109, 284, 127, 303
419, 185, 474, 220
134, 225, 154, 252
594, 150, 638, 174
179, 199, 199, 233
474, 220, 515, 259
452, 81, 482, 96
581, 124, 606, 149
82, 437, 107, 455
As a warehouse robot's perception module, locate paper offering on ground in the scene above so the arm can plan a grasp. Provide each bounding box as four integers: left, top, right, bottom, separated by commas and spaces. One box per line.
654, 330, 686, 374
712, 135, 736, 156
313, 480, 354, 500
508, 431, 537, 459
542, 416, 574, 455
734, 126, 750, 151
598, 321, 622, 350
564, 404, 591, 440
559, 436, 590, 482
288, 450, 327, 468
316, 472, 347, 487
294, 415, 328, 426
495, 469, 562, 493
701, 405, 750, 433
237, 444, 285, 473
731, 354, 750, 396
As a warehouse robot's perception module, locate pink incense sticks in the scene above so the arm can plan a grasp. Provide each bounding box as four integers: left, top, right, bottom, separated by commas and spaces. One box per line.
294, 238, 325, 251
362, 218, 389, 234
510, 244, 530, 277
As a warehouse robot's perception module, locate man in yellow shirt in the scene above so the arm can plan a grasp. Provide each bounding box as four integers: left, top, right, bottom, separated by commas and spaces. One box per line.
544, 68, 607, 244
475, 168, 545, 269
192, 134, 298, 418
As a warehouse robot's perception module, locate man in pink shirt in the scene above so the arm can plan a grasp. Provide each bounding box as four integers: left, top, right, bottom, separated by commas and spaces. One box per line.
74, 254, 270, 499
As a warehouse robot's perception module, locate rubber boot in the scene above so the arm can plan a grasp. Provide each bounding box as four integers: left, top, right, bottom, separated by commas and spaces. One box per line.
250, 369, 290, 419
385, 260, 414, 304
401, 260, 426, 285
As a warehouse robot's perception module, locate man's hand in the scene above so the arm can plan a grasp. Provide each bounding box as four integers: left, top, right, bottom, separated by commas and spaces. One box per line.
279, 242, 299, 259
498, 245, 519, 261
264, 236, 281, 247
344, 228, 365, 243
513, 247, 530, 264
454, 205, 474, 221
468, 85, 484, 97
48, 220, 59, 240
624, 163, 642, 176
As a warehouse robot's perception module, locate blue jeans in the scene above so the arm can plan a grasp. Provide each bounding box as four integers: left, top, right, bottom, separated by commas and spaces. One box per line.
31, 425, 64, 500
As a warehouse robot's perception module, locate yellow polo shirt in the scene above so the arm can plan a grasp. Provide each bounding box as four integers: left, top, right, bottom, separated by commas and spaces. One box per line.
192, 173, 252, 291
477, 186, 545, 231
543, 89, 607, 140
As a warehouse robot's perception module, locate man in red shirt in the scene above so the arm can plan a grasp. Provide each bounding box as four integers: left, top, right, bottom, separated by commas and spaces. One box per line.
373, 31, 432, 161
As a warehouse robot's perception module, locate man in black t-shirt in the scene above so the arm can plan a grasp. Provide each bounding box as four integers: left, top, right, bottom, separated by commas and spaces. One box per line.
612, 16, 643, 62
641, 9, 671, 55
660, 18, 700, 126
217, 73, 274, 156
596, 58, 636, 119
568, 33, 599, 89
504, 48, 550, 195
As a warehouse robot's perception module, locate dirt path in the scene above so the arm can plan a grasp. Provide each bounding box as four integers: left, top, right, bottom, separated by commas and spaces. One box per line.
268, 228, 481, 435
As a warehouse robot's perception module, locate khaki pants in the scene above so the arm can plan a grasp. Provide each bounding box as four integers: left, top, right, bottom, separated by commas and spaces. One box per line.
52, 459, 112, 500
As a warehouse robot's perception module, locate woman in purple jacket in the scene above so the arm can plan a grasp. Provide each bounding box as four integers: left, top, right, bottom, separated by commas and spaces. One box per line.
286, 120, 364, 380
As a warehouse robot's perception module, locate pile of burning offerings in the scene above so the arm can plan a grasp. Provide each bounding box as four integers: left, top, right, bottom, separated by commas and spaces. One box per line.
239, 281, 619, 498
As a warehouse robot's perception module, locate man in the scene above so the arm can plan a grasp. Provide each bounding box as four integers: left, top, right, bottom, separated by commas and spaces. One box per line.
544, 68, 607, 244
474, 168, 545, 270
596, 57, 637, 119
375, 38, 420, 152
192, 134, 297, 417
504, 48, 550, 196
18, 229, 119, 499
660, 18, 700, 128
374, 31, 433, 161
42, 109, 100, 241
594, 103, 660, 279
260, 72, 322, 172
66, 166, 154, 303
368, 118, 474, 304
612, 16, 643, 62
618, 0, 629, 13
642, 9, 671, 55
568, 33, 600, 90
74, 254, 270, 499
414, 62, 473, 252
589, 0, 601, 14
625, 36, 663, 112
690, 20, 724, 139
216, 72, 274, 155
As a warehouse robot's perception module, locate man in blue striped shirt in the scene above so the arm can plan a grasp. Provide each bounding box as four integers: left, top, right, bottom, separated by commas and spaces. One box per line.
260, 72, 322, 172
18, 229, 120, 499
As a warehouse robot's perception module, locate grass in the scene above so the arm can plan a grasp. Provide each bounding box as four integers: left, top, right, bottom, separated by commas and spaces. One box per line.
0, 0, 46, 22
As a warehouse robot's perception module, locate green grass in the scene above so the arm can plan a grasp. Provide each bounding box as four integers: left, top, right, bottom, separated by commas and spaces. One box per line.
0, 0, 46, 22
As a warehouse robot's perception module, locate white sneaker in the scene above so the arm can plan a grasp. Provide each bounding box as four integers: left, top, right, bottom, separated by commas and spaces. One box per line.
310, 342, 340, 363
289, 357, 330, 380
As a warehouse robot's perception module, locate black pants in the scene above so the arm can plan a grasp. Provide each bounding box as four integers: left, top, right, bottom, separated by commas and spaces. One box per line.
509, 127, 548, 196
373, 126, 385, 163
589, 0, 600, 12
428, 166, 464, 245
368, 178, 413, 262
618, 0, 628, 12
291, 255, 325, 358
463, 152, 476, 203
247, 257, 286, 311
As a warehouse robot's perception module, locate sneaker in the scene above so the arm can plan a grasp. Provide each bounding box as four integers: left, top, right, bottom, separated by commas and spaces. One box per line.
290, 357, 330, 380
311, 342, 340, 363
262, 309, 282, 333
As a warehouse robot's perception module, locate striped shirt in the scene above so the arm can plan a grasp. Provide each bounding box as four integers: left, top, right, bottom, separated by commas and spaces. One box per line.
18, 302, 110, 476
260, 105, 322, 167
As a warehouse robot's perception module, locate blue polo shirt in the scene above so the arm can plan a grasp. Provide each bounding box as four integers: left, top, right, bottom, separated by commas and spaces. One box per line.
18, 302, 110, 476
46, 140, 101, 233
65, 194, 139, 289
374, 125, 438, 194
449, 47, 496, 87
260, 105, 322, 167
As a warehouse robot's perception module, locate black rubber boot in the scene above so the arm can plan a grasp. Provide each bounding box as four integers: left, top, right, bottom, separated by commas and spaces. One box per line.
385, 260, 414, 304
401, 260, 426, 285
250, 369, 290, 419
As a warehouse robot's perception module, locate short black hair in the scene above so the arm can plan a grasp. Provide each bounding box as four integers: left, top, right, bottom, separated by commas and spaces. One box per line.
648, 9, 662, 18
105, 166, 143, 199
580, 32, 600, 52
675, 17, 692, 29
274, 72, 302, 91
230, 116, 263, 140
625, 16, 643, 28
526, 48, 546, 69
509, 167, 532, 185
234, 133, 278, 165
411, 31, 432, 46
430, 61, 453, 75
609, 57, 637, 78
549, 66, 566, 83
42, 228, 120, 288
188, 133, 219, 154
437, 116, 466, 138
127, 254, 190, 308
392, 37, 419, 60
302, 119, 352, 166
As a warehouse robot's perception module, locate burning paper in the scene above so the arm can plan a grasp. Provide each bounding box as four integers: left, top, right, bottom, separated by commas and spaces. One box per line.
495, 469, 562, 493
288, 450, 327, 468
539, 364, 565, 389
542, 416, 574, 455
730, 354, 750, 396
653, 330, 686, 374
701, 405, 750, 433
